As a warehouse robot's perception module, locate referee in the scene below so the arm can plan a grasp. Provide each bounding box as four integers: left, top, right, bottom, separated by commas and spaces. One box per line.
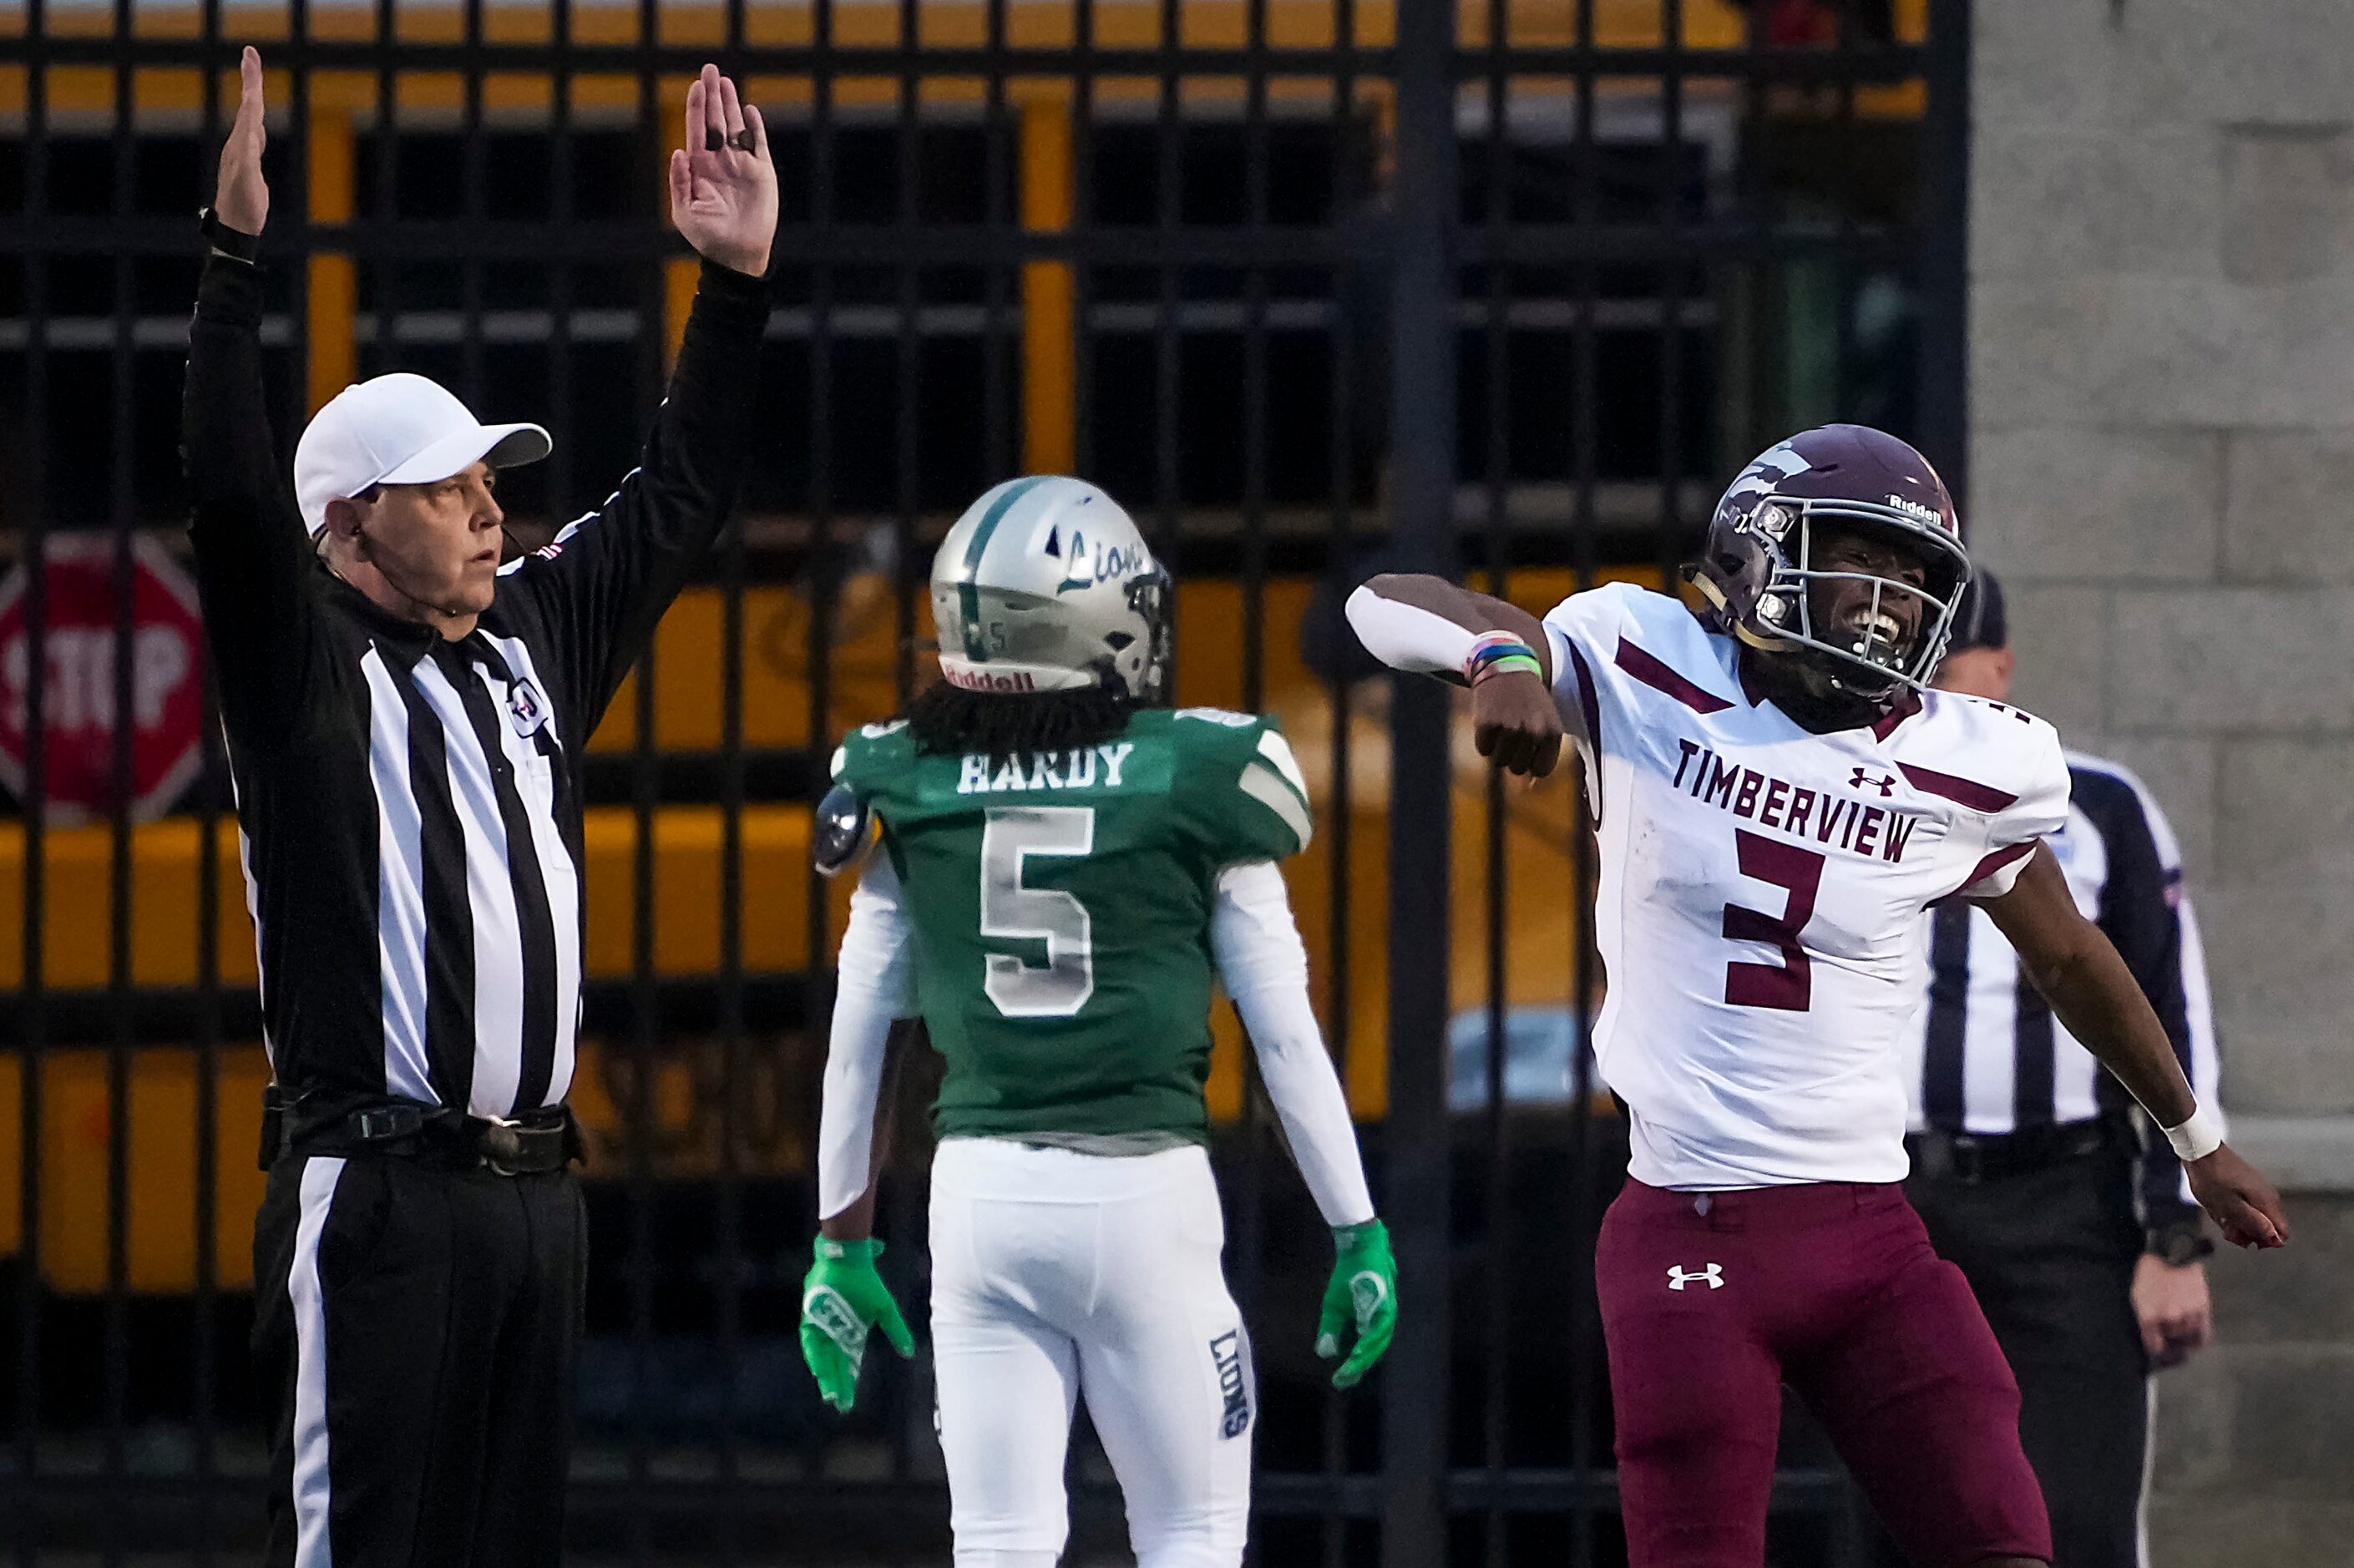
183, 51, 777, 1567
1891, 571, 2221, 1568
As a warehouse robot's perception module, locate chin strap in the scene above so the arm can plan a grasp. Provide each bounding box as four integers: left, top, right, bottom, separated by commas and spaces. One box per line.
1691, 569, 1800, 659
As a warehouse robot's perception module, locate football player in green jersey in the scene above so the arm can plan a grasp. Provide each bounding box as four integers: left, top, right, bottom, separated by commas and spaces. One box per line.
799, 476, 1396, 1568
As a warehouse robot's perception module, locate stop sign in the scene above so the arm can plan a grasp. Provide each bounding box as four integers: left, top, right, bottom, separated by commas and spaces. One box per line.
0, 534, 208, 825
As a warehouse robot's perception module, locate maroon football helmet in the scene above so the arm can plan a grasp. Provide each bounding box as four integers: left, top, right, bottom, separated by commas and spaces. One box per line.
1688, 424, 1971, 702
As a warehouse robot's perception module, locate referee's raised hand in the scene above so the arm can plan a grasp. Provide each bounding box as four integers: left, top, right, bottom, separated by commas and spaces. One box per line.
670, 63, 777, 278
213, 46, 268, 236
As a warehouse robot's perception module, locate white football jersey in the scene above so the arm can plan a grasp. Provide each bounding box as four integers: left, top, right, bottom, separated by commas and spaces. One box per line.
1540, 583, 2069, 1190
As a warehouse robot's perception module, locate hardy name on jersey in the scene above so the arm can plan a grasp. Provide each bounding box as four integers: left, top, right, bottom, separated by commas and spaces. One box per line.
956, 741, 1137, 794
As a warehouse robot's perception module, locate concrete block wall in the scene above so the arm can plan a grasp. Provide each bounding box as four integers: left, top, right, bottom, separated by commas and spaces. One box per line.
1971, 3, 2354, 1557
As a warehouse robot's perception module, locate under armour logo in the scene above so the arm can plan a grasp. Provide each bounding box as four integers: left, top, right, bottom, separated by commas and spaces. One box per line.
1849, 767, 1897, 797
1667, 1263, 1724, 1292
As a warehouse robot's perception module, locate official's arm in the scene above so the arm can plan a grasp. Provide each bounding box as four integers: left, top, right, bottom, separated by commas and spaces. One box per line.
2079, 772, 2218, 1232
499, 67, 778, 726
181, 48, 321, 752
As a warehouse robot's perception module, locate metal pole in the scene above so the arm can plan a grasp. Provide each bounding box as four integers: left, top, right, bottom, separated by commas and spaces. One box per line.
1917, 0, 1972, 505
1380, 0, 1455, 1558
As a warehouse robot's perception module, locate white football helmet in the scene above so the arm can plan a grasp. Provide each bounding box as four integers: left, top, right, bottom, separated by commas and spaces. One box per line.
930, 476, 1172, 702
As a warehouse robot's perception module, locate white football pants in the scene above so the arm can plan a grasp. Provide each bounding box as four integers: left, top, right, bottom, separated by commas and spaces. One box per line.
929, 1137, 1254, 1568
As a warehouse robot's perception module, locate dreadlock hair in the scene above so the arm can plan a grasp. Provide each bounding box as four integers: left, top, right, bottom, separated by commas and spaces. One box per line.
904, 679, 1138, 766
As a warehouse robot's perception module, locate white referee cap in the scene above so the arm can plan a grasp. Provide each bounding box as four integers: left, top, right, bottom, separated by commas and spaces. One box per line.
295, 372, 551, 539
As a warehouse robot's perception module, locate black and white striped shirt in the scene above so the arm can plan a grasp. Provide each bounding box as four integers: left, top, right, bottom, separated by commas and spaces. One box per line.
185, 254, 771, 1122
1900, 752, 2221, 1220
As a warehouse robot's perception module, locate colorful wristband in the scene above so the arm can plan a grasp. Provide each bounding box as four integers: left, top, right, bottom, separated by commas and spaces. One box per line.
1471, 652, 1543, 684
1464, 632, 1541, 685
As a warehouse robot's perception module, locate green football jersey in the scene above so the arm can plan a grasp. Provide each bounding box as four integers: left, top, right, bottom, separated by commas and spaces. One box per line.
832, 706, 1315, 1144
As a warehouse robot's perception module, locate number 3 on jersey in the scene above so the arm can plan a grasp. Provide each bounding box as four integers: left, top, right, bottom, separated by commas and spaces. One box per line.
980, 806, 1096, 1017
1722, 829, 1825, 1011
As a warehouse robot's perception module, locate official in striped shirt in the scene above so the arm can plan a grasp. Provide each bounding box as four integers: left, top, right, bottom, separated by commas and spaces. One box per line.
183, 54, 777, 1568
1891, 572, 2221, 1568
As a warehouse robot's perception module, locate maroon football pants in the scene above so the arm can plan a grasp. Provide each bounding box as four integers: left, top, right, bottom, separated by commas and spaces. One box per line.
1597, 1178, 2052, 1568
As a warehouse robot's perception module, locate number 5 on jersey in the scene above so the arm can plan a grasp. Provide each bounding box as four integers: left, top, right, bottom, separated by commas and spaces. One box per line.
980, 806, 1096, 1017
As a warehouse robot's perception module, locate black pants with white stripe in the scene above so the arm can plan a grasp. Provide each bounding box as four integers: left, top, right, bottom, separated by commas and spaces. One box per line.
253, 1152, 585, 1568
1870, 1141, 2150, 1568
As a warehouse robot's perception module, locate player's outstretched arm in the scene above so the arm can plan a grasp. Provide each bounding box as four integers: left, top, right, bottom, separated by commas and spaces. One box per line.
1345, 575, 1567, 778
1982, 847, 2288, 1250
1210, 862, 1397, 1388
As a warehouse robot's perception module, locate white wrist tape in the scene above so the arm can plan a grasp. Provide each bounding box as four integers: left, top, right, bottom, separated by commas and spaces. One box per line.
2163, 1104, 2225, 1164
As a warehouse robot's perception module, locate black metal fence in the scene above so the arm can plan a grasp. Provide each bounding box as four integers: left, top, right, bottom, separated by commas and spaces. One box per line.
0, 0, 1967, 1560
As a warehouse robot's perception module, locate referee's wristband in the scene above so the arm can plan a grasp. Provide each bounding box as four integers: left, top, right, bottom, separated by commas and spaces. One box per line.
2146, 1219, 2215, 1267
2162, 1104, 2225, 1164
198, 206, 261, 265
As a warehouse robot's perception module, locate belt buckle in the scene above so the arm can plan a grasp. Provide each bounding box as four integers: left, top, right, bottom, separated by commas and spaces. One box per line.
356, 1105, 424, 1142
1948, 1136, 1987, 1185
478, 1116, 528, 1176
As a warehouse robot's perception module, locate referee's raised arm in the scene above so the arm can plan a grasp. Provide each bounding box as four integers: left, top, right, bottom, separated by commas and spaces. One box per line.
181, 47, 316, 753
491, 63, 780, 734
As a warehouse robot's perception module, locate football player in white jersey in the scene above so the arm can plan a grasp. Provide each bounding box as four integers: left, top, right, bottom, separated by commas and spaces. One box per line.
1344, 424, 2287, 1568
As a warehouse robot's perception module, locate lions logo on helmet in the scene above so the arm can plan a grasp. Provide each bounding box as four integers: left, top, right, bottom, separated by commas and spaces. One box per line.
1688, 424, 1972, 706
930, 476, 1172, 704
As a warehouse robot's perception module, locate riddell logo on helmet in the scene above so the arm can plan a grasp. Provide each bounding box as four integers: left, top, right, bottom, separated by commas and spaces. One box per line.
1884, 493, 1944, 528
944, 666, 1036, 693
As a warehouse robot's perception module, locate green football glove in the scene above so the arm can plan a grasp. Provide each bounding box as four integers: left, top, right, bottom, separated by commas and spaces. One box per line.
1315, 1218, 1397, 1389
799, 1237, 916, 1413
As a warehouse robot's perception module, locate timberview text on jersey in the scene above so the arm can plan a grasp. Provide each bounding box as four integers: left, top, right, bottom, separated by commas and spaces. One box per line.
1671, 736, 1925, 864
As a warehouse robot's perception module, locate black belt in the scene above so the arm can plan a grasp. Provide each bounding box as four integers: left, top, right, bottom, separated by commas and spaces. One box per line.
1906, 1115, 2124, 1186
264, 1089, 580, 1176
